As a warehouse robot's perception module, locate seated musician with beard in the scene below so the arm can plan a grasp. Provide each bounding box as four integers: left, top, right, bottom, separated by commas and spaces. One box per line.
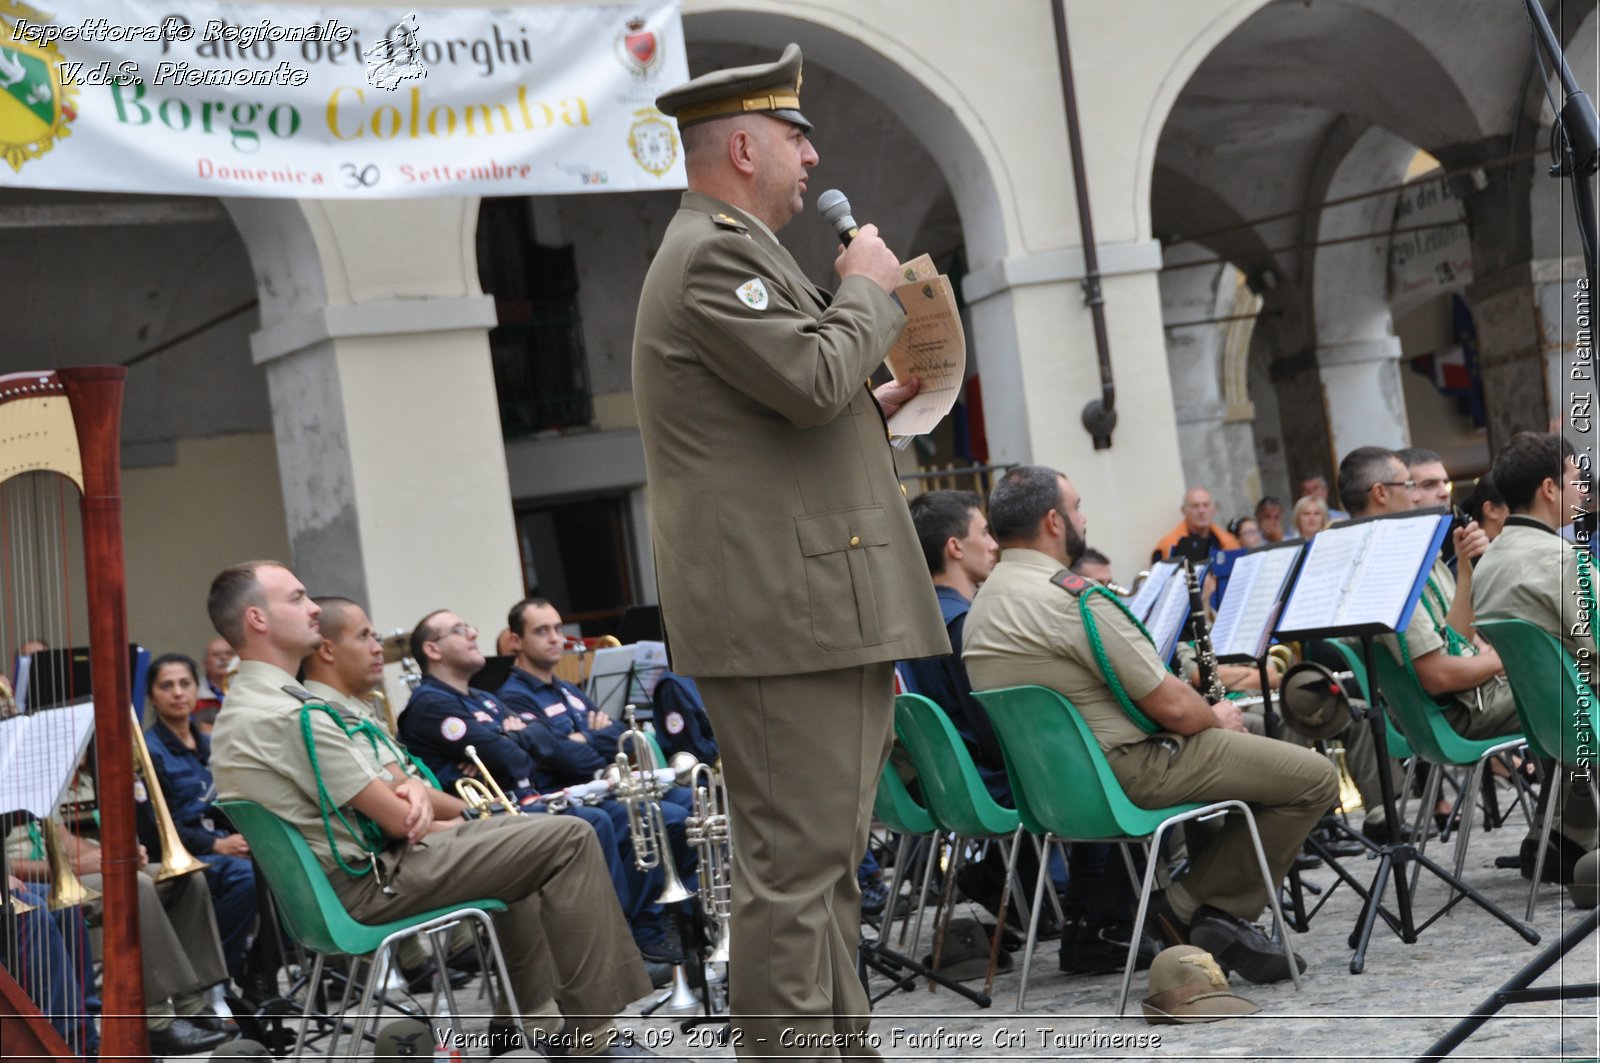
397, 608, 695, 967
963, 465, 1337, 984
210, 563, 660, 1057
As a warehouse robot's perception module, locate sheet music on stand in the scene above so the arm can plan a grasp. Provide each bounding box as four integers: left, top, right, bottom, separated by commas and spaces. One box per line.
586, 644, 640, 715
1212, 540, 1305, 661
1128, 560, 1181, 624
1146, 563, 1205, 663
1274, 508, 1451, 641
626, 640, 670, 705
0, 700, 96, 818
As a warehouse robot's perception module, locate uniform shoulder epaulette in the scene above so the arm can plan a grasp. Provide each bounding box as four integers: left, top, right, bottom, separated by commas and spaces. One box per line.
1049, 569, 1090, 596
280, 684, 318, 704
711, 212, 749, 234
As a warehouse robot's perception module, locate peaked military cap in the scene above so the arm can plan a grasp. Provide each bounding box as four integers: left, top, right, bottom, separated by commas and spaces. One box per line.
656, 43, 811, 132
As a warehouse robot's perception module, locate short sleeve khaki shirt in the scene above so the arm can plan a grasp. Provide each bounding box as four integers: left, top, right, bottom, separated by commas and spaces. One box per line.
212, 661, 394, 871
1474, 517, 1598, 664
963, 548, 1174, 753
1379, 558, 1471, 714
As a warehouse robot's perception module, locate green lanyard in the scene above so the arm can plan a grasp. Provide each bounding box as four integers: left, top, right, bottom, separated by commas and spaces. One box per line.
1418, 575, 1474, 657
1077, 587, 1162, 734
298, 702, 441, 878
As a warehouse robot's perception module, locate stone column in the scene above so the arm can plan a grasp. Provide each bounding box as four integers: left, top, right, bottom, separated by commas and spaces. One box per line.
1315, 335, 1410, 459
225, 197, 523, 644
963, 239, 1189, 575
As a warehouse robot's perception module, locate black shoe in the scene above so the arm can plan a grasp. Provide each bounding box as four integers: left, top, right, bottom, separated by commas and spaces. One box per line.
149, 1016, 233, 1056
399, 957, 473, 994
1292, 852, 1324, 871
1143, 890, 1191, 949
1313, 826, 1364, 857
186, 1006, 230, 1033
1189, 906, 1307, 985
1520, 835, 1586, 884
635, 937, 686, 965
446, 943, 483, 975
234, 969, 282, 1010
1062, 917, 1160, 975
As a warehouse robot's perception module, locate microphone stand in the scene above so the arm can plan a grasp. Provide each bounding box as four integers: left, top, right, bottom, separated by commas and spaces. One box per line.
1522, 0, 1599, 294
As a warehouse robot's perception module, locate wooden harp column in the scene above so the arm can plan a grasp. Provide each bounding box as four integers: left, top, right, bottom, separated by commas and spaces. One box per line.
0, 368, 146, 1060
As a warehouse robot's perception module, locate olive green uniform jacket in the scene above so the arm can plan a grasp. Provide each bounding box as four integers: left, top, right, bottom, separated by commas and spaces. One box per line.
632, 191, 948, 677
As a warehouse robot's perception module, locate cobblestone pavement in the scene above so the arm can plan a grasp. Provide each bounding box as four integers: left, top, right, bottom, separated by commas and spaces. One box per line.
608, 822, 1598, 1063
222, 810, 1599, 1062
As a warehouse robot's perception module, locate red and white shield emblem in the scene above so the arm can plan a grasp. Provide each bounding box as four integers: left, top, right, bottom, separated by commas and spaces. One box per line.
626, 30, 656, 66
616, 18, 664, 79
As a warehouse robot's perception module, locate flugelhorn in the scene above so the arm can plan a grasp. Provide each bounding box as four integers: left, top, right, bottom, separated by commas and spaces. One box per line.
685, 762, 732, 964
462, 745, 522, 815
614, 709, 691, 904
43, 818, 100, 910
129, 708, 209, 882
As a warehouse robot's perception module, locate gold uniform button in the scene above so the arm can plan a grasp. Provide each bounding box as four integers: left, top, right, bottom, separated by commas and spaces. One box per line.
849, 535, 861, 547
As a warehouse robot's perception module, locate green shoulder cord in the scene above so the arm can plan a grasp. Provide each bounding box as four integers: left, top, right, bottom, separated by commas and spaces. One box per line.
1418, 576, 1474, 657
1076, 585, 1163, 734
298, 702, 442, 877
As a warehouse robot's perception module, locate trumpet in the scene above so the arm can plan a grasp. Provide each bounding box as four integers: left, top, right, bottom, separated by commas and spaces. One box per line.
684, 762, 732, 964
614, 710, 691, 904
129, 707, 209, 883
460, 745, 522, 815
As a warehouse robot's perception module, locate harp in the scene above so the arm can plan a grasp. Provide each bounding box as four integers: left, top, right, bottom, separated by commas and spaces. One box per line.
0, 368, 145, 1060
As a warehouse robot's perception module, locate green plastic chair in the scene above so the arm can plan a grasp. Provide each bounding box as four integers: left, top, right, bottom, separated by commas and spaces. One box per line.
1323, 640, 1418, 828
1367, 638, 1528, 883
1477, 618, 1600, 917
893, 694, 1029, 994
872, 757, 938, 948
973, 685, 1299, 1014
218, 800, 522, 1061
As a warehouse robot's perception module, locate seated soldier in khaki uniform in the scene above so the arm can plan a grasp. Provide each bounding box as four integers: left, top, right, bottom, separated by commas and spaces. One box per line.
207, 560, 663, 1059
962, 465, 1338, 984
1471, 432, 1600, 880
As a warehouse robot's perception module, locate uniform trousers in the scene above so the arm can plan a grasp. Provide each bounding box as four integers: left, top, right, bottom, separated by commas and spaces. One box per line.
698, 662, 894, 1062
333, 814, 650, 1035
84, 866, 228, 1006
1107, 728, 1339, 922
204, 852, 258, 980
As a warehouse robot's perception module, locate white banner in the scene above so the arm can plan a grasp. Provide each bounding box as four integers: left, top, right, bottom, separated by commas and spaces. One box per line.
0, 0, 689, 197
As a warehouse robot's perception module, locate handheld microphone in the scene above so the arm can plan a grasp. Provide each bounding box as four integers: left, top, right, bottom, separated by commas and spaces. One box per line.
817, 189, 859, 245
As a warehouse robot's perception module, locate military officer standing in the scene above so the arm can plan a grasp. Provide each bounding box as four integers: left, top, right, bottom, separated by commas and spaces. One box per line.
633, 44, 948, 1057
962, 466, 1336, 984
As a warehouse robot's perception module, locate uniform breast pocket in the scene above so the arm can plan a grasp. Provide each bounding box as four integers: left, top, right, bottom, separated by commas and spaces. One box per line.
795, 506, 907, 651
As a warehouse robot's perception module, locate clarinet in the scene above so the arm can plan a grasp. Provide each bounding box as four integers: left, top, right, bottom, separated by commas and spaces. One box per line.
1183, 559, 1229, 704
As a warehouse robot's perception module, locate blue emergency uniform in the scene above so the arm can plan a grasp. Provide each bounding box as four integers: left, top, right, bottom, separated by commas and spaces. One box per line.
498, 668, 697, 840
650, 672, 719, 766
397, 675, 658, 922
143, 722, 258, 979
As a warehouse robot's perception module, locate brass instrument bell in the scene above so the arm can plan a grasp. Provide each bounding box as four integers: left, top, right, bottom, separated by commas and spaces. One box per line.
130, 708, 210, 883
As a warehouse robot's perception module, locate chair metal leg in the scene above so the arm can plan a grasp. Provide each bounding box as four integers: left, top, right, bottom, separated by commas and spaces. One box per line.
430, 928, 461, 1027
877, 833, 911, 946
927, 838, 967, 988
905, 833, 942, 949
1118, 825, 1172, 1017
1410, 767, 1445, 897
1454, 758, 1489, 881
1230, 802, 1301, 994
984, 826, 1026, 996
1396, 756, 1416, 827
292, 951, 326, 1060
1527, 768, 1562, 921
1015, 834, 1056, 1012
1025, 833, 1057, 928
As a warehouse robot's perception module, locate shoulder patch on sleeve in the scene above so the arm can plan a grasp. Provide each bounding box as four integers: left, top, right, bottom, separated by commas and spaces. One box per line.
1049, 569, 1090, 596
712, 212, 749, 233
735, 277, 769, 310
440, 716, 468, 742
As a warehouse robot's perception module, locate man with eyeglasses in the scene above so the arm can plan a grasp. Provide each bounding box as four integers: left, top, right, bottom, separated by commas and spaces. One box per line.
398, 609, 694, 972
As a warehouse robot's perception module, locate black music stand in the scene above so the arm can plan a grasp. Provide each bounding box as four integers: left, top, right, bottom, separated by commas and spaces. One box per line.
1275, 510, 1539, 973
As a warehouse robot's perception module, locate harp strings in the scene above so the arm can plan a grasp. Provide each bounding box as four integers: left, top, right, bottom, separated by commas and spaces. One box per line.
2, 470, 96, 1055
